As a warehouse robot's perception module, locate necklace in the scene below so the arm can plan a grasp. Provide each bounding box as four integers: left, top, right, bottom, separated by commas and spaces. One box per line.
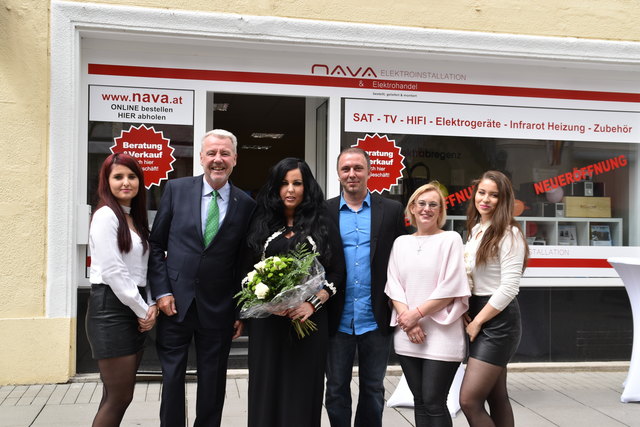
415, 235, 428, 254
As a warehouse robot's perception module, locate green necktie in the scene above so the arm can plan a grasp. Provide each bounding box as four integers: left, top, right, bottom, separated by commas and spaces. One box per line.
204, 190, 219, 246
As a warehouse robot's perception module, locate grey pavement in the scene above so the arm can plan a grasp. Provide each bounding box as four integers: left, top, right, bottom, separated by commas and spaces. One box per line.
1, 363, 639, 426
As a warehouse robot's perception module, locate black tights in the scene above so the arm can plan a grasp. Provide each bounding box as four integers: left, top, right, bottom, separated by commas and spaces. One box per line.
92, 350, 143, 427
398, 355, 460, 427
460, 357, 513, 427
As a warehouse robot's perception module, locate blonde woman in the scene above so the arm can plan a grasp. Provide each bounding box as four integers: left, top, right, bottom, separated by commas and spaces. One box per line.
385, 182, 470, 427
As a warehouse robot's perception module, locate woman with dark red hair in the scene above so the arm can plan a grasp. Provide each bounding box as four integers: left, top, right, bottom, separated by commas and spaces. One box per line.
86, 152, 157, 426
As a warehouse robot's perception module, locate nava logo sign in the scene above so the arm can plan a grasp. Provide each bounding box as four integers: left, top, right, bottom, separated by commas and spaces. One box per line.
311, 64, 377, 78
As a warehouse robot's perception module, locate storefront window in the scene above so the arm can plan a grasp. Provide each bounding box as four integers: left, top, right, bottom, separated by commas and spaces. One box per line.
86, 85, 195, 212
342, 113, 637, 249
87, 121, 194, 211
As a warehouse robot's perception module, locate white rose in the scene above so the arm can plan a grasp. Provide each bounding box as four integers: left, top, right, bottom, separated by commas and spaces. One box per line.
246, 271, 256, 282
254, 260, 266, 270
255, 282, 269, 299
272, 256, 281, 264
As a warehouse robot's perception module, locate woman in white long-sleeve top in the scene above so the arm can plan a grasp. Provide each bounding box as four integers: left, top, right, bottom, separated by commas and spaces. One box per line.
385, 182, 470, 427
460, 170, 529, 427
86, 152, 157, 427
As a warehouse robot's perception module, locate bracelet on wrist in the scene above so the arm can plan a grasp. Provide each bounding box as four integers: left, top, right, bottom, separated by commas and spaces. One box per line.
306, 295, 323, 312
416, 306, 424, 318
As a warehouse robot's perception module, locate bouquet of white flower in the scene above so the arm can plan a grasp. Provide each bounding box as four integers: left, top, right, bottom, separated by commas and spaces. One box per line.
235, 244, 326, 338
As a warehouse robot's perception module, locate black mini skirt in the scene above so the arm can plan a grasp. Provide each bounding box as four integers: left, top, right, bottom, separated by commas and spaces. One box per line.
468, 295, 521, 367
85, 283, 147, 360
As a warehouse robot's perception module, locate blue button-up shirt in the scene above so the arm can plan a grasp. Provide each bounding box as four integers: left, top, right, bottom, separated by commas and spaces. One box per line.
338, 192, 378, 335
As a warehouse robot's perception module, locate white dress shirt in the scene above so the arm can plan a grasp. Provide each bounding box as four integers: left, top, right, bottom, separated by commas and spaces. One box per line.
89, 206, 151, 318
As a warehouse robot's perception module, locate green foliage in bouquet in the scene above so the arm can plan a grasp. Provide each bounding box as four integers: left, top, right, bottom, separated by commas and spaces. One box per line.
235, 243, 321, 338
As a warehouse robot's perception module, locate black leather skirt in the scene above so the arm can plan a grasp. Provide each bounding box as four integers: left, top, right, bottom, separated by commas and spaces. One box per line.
468, 295, 521, 367
85, 283, 147, 359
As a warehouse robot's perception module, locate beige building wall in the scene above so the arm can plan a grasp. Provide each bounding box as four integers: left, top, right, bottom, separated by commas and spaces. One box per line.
0, 0, 638, 384
1, 1, 74, 384
66, 0, 640, 41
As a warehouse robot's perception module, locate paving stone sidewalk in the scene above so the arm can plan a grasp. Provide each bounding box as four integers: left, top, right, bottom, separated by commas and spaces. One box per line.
2, 364, 640, 426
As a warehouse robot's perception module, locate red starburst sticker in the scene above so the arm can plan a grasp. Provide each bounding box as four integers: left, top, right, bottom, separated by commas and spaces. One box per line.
352, 134, 405, 194
111, 125, 176, 189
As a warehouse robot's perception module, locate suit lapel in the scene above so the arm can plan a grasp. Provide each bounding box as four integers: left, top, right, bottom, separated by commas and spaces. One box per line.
370, 194, 383, 262
218, 183, 238, 237
327, 197, 340, 224
192, 175, 205, 245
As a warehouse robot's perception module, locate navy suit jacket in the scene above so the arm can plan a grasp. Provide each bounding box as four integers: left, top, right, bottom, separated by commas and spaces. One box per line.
148, 175, 256, 328
326, 193, 407, 336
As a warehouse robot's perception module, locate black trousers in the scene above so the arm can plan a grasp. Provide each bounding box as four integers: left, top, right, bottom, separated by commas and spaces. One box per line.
156, 302, 233, 427
398, 355, 460, 427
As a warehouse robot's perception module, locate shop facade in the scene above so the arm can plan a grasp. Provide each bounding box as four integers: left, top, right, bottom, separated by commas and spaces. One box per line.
3, 1, 640, 383
65, 3, 640, 372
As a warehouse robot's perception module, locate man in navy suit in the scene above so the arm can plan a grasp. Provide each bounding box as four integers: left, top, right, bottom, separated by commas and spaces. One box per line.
148, 129, 255, 427
325, 147, 407, 427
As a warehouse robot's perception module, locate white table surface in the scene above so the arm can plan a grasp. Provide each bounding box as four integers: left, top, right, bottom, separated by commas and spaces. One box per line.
608, 257, 640, 402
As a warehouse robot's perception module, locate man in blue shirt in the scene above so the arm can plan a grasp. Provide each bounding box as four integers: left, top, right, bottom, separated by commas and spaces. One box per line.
325, 147, 407, 427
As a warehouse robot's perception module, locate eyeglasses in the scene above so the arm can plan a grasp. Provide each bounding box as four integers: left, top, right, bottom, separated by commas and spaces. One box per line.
414, 201, 440, 210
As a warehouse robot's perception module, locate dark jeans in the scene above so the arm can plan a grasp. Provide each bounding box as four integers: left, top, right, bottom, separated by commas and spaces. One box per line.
398, 355, 460, 427
325, 329, 392, 427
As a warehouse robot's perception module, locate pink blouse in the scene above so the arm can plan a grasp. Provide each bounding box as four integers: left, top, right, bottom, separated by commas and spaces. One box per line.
385, 231, 470, 362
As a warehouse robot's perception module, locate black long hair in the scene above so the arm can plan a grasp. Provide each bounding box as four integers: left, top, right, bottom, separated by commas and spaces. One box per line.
247, 157, 330, 260
94, 152, 149, 253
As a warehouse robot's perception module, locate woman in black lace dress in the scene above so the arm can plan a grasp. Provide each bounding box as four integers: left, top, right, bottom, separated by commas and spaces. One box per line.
245, 157, 345, 427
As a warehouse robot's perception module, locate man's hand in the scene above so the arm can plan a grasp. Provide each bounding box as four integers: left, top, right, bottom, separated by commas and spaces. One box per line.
157, 295, 177, 316
232, 320, 244, 340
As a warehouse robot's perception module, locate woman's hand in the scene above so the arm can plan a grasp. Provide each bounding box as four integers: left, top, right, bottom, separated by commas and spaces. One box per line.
397, 308, 422, 331
138, 305, 158, 332
405, 325, 425, 344
466, 319, 482, 342
288, 302, 315, 322
317, 289, 330, 304
271, 309, 290, 317
232, 320, 244, 340
465, 304, 499, 342
463, 312, 472, 326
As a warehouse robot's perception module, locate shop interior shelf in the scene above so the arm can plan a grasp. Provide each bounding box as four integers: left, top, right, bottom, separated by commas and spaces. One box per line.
444, 215, 623, 247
